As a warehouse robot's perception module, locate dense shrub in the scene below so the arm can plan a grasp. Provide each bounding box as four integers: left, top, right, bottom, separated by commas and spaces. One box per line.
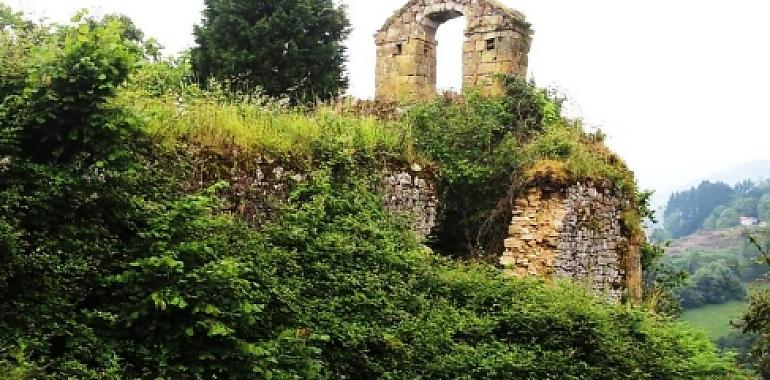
641, 242, 688, 317
407, 92, 521, 257
0, 7, 748, 379
718, 332, 759, 373
741, 288, 770, 379
677, 262, 747, 308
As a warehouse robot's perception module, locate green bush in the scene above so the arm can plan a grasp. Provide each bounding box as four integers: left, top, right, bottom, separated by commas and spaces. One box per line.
740, 289, 770, 379
678, 262, 747, 308
0, 7, 748, 379
407, 92, 520, 257
407, 79, 638, 259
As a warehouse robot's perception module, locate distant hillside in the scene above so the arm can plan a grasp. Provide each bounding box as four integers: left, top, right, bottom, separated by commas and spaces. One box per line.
666, 228, 746, 255
659, 174, 770, 240
652, 160, 770, 215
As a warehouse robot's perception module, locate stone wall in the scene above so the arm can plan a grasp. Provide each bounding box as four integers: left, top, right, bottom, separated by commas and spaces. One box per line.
375, 0, 532, 101
184, 148, 438, 239
382, 168, 438, 238
500, 183, 643, 302
183, 150, 642, 302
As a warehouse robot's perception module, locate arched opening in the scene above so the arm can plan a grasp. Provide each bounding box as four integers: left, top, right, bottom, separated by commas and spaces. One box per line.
435, 16, 466, 94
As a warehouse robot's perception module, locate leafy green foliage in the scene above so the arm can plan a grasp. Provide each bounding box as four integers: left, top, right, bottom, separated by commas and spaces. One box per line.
99, 193, 324, 379
665, 240, 768, 310
234, 166, 746, 379
740, 289, 770, 379
191, 0, 351, 103
678, 262, 747, 308
641, 243, 688, 317
718, 331, 759, 372
0, 12, 166, 378
738, 231, 770, 378
0, 7, 748, 379
408, 78, 638, 259
407, 92, 520, 257
3, 14, 141, 165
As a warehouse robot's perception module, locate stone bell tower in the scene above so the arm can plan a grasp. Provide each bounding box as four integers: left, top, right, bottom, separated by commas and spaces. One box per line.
375, 0, 533, 101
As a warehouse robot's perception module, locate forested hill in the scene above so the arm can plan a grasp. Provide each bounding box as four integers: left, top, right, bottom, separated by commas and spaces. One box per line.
660, 179, 770, 240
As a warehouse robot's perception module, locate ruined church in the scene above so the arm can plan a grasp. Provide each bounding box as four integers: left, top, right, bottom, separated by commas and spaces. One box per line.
373, 0, 642, 302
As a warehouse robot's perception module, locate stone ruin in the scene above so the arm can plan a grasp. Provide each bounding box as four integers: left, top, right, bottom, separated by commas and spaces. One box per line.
375, 0, 533, 101
500, 183, 643, 303
373, 1, 641, 302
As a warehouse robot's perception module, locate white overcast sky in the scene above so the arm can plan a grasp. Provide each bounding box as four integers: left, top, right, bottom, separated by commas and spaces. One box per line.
7, 0, 770, 198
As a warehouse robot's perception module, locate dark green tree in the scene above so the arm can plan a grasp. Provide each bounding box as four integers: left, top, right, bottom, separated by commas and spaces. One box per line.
191, 0, 351, 103
757, 193, 770, 223
742, 233, 770, 378
664, 181, 734, 238
677, 261, 746, 307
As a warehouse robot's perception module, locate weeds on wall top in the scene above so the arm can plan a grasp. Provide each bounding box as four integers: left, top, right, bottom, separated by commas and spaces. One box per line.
405, 76, 641, 259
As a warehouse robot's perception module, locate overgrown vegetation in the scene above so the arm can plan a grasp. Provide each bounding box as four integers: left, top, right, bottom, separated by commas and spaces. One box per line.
407, 77, 639, 259
0, 6, 751, 379
665, 242, 767, 309
641, 242, 689, 317
738, 232, 770, 378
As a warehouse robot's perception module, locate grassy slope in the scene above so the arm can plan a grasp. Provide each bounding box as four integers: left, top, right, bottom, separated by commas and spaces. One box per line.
680, 282, 769, 339
680, 301, 746, 339
117, 91, 419, 165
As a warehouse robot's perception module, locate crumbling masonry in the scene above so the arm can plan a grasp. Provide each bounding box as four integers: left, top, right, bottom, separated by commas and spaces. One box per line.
372, 1, 642, 302
375, 0, 532, 101
500, 183, 643, 302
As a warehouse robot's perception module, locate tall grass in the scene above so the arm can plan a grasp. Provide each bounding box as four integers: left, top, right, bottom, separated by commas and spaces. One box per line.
124, 94, 418, 163
681, 300, 748, 340
521, 121, 636, 194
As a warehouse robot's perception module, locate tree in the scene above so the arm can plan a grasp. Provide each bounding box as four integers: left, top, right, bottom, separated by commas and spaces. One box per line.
714, 206, 741, 230
758, 193, 770, 223
731, 197, 759, 217
664, 181, 733, 238
689, 261, 746, 304
741, 233, 770, 378
191, 0, 351, 103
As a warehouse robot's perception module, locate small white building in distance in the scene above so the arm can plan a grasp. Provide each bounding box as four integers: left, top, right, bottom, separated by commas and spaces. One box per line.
740, 216, 760, 227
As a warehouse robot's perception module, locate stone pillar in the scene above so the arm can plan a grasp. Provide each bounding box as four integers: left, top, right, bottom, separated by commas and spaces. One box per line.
375, 30, 437, 101
463, 27, 531, 96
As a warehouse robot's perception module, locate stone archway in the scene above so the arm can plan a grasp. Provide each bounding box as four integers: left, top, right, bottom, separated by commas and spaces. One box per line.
375, 0, 533, 101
